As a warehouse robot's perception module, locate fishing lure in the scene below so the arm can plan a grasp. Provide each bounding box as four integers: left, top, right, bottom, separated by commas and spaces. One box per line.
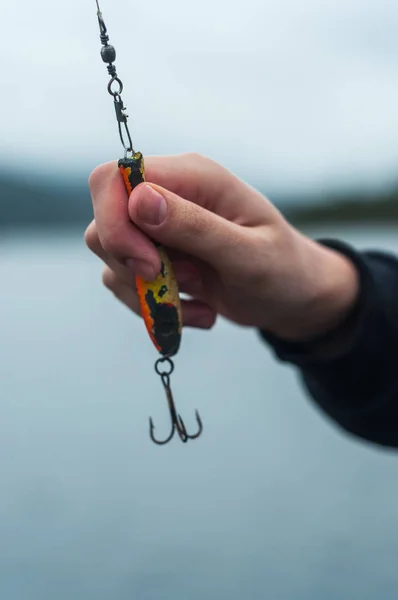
95, 1, 203, 445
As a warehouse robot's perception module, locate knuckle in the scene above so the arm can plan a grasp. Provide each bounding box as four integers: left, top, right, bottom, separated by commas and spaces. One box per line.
88, 164, 103, 192
88, 161, 116, 194
101, 230, 125, 258
102, 267, 117, 290
183, 152, 208, 165
84, 221, 100, 252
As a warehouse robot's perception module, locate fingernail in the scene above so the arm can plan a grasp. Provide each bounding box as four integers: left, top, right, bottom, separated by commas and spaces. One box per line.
137, 185, 167, 226
126, 258, 156, 282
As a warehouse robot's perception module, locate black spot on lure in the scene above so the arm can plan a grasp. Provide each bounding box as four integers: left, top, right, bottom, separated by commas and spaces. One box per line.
94, 1, 202, 445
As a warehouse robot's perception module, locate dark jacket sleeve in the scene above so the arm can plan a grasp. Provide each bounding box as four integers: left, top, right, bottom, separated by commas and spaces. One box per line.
260, 239, 398, 449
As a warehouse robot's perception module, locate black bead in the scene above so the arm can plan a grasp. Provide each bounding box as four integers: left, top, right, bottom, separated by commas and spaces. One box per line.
101, 44, 116, 63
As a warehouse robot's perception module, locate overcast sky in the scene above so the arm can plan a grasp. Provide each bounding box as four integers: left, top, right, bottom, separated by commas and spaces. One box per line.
1, 0, 398, 195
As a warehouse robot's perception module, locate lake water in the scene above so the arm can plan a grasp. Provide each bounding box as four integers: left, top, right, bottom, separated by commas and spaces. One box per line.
1, 224, 398, 599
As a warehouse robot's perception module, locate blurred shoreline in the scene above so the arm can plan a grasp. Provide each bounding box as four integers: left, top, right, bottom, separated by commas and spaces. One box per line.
1, 170, 397, 230
285, 189, 398, 228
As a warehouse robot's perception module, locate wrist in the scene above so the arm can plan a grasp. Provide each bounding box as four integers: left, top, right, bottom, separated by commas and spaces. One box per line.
267, 230, 360, 342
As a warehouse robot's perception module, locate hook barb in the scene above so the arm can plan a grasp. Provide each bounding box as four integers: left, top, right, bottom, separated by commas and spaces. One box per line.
149, 411, 203, 446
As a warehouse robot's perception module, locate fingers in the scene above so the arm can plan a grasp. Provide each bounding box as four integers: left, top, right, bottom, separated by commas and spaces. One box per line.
87, 154, 272, 283
128, 183, 250, 270
102, 268, 141, 315
88, 162, 160, 281
102, 267, 217, 329
85, 220, 205, 297
143, 154, 277, 225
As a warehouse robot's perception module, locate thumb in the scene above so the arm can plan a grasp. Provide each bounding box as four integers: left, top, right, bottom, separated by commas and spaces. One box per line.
128, 182, 244, 267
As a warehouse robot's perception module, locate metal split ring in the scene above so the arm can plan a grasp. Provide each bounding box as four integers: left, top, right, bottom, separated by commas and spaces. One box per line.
155, 357, 175, 377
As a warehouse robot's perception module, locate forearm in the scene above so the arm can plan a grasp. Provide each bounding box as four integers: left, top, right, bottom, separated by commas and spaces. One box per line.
260, 240, 398, 448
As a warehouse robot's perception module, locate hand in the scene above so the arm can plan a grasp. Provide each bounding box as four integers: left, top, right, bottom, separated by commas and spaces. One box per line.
85, 153, 359, 341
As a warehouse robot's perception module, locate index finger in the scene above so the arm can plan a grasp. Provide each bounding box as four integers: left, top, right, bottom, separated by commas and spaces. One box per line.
88, 161, 161, 280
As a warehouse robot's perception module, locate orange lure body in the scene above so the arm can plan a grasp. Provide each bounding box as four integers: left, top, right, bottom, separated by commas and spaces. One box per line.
118, 154, 183, 358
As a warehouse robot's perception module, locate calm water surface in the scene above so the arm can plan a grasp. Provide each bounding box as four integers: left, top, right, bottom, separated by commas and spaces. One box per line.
1, 224, 397, 599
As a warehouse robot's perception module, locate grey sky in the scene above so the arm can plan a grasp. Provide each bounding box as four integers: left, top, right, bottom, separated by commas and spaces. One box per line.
1, 0, 398, 194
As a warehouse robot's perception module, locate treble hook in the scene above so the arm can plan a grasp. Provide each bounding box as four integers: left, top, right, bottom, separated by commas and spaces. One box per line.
150, 358, 203, 445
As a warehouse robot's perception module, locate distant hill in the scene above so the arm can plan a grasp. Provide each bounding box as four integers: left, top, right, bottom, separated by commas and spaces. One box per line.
0, 169, 397, 229
0, 171, 93, 228
285, 188, 398, 226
